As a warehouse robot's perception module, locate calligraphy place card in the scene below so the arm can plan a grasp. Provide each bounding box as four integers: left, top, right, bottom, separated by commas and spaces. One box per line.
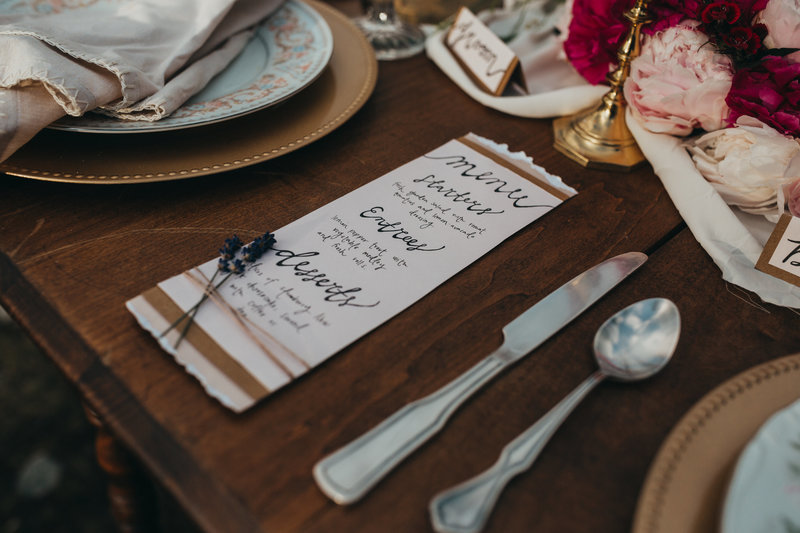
127, 134, 576, 412
756, 213, 800, 287
445, 7, 525, 96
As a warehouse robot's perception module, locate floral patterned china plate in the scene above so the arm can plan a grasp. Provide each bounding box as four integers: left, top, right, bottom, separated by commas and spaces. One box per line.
721, 397, 800, 533
48, 0, 333, 133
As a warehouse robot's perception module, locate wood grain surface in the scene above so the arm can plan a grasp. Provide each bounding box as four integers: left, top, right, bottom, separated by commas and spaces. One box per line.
1, 5, 799, 531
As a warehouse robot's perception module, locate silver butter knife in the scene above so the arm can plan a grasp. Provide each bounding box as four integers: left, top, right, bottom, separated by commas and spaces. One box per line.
313, 252, 647, 504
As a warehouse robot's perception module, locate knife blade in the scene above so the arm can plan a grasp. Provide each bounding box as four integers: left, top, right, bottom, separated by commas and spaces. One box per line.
313, 251, 647, 505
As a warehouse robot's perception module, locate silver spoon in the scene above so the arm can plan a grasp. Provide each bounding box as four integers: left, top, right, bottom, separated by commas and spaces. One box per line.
429, 297, 681, 533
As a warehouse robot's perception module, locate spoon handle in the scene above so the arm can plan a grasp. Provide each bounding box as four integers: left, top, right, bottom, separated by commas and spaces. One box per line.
429, 370, 605, 533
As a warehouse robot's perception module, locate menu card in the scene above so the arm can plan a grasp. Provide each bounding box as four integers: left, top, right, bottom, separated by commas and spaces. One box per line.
127, 134, 576, 412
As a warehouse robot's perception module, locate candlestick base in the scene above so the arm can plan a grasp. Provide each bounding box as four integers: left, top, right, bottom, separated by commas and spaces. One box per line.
553, 93, 645, 172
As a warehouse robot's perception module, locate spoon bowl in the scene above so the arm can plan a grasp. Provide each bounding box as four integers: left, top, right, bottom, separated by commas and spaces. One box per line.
594, 297, 680, 381
430, 298, 681, 533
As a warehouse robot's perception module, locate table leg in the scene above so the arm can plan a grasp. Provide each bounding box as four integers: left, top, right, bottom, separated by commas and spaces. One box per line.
83, 404, 158, 533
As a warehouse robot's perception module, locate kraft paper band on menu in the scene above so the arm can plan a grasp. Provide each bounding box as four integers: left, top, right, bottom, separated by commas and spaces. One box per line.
127, 133, 577, 412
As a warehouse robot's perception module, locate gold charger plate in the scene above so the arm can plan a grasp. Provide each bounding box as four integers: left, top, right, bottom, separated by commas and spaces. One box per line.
632, 354, 800, 533
0, 0, 377, 184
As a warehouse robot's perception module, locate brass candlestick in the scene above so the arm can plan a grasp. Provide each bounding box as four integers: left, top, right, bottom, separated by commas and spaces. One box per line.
553, 0, 651, 171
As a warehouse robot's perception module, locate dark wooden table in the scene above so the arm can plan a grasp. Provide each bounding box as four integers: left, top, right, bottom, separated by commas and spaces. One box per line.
1, 2, 799, 531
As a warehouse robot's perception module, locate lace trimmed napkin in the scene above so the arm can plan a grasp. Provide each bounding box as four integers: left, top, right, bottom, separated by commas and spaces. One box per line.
0, 0, 284, 162
426, 2, 800, 309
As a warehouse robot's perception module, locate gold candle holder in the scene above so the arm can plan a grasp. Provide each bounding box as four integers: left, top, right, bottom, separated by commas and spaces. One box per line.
553, 0, 651, 171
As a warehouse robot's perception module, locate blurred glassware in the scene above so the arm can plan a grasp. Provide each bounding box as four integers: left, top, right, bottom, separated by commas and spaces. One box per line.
353, 0, 425, 60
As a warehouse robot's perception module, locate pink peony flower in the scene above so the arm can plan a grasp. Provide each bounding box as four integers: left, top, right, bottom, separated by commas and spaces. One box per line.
726, 55, 800, 137
785, 178, 800, 217
624, 22, 734, 136
563, 0, 633, 85
759, 0, 800, 52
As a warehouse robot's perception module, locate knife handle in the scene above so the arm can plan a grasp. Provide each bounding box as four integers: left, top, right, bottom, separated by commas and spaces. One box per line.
313, 349, 511, 504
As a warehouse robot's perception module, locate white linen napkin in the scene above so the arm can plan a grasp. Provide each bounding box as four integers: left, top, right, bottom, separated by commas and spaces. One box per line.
0, 0, 284, 162
427, 2, 800, 309
424, 1, 606, 118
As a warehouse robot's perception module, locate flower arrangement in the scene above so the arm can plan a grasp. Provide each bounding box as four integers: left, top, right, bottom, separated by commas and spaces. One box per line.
160, 231, 276, 348
561, 0, 800, 220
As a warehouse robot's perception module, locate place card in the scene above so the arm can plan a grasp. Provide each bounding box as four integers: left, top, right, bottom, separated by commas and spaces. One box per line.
446, 7, 525, 96
756, 213, 800, 287
127, 134, 576, 412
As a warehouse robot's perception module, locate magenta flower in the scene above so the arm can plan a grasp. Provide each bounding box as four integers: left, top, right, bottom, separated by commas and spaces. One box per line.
726, 55, 800, 137
701, 1, 742, 24
722, 25, 764, 54
562, 0, 771, 84
563, 0, 633, 85
649, 0, 702, 33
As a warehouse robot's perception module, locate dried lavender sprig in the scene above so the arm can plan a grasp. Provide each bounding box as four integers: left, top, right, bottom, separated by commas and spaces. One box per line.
173, 270, 233, 348
159, 235, 242, 339
171, 231, 276, 349
158, 257, 234, 339
240, 231, 276, 262
219, 234, 243, 259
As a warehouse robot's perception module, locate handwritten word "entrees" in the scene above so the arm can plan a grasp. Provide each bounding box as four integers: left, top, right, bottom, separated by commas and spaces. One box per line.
360, 206, 446, 251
